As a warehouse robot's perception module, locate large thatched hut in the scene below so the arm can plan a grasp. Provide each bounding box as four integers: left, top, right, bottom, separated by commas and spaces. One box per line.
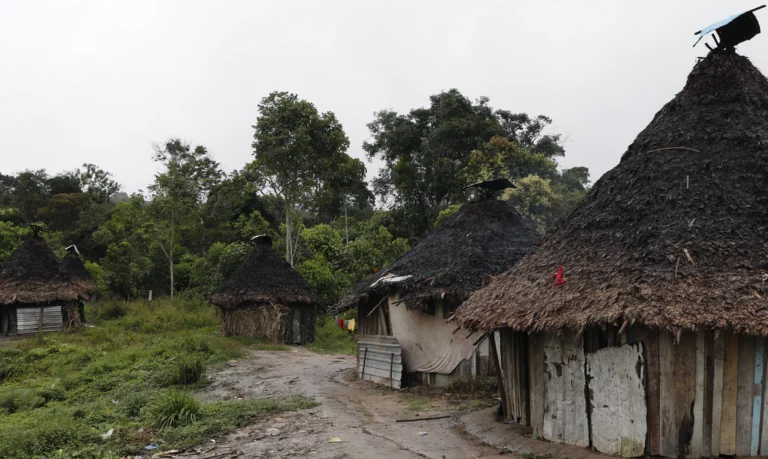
211, 236, 321, 345
336, 198, 539, 387
0, 236, 80, 336
456, 52, 768, 458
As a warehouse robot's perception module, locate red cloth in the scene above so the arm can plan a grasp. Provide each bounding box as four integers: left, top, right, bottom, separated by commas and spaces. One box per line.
339, 318, 345, 329
553, 266, 565, 286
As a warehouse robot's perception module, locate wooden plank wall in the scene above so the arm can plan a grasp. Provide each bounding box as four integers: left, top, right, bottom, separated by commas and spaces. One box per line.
528, 333, 545, 437
541, 332, 590, 447
499, 329, 529, 424
645, 330, 768, 458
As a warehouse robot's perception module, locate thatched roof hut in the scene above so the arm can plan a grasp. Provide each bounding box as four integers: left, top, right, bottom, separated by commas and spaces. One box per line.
211, 236, 321, 344
0, 236, 78, 305
60, 249, 98, 302
212, 238, 321, 309
457, 52, 768, 336
336, 198, 539, 312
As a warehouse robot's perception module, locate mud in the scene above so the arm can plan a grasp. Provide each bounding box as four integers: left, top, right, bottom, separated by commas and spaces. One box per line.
179, 347, 503, 458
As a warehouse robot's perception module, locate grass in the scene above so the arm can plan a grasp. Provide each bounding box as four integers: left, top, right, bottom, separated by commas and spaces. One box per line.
0, 297, 315, 459
446, 376, 497, 400
305, 313, 356, 355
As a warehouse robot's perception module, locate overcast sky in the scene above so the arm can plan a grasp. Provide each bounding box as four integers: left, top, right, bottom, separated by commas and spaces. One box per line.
1, 0, 766, 196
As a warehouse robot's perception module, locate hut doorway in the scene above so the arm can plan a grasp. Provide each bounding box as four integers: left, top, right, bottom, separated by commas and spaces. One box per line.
292, 309, 302, 344
495, 329, 532, 424
0, 308, 10, 336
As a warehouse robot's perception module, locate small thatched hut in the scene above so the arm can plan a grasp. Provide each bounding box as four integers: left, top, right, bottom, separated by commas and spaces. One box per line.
211, 236, 321, 345
0, 236, 80, 336
336, 198, 539, 387
457, 52, 768, 458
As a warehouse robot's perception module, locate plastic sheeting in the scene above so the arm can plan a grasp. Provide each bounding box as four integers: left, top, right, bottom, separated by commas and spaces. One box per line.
388, 294, 477, 374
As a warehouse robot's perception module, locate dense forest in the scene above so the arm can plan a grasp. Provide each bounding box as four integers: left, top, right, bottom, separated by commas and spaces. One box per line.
0, 89, 590, 305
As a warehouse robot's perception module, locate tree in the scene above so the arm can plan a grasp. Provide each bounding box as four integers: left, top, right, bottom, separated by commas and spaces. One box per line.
504, 175, 560, 234
11, 170, 49, 221
364, 89, 567, 239
149, 139, 224, 296
78, 164, 121, 204
251, 91, 366, 266
0, 221, 29, 261
460, 136, 558, 186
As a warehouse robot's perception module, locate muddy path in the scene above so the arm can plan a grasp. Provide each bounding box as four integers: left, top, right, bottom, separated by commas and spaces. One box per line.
183, 347, 503, 459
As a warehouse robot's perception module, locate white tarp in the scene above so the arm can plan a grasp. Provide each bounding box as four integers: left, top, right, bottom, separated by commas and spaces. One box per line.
387, 294, 477, 374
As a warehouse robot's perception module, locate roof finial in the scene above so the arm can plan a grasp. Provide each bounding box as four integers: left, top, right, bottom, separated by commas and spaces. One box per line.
694, 6, 765, 52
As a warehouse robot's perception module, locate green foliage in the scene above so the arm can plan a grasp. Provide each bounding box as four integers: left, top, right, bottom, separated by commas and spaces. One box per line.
146, 390, 202, 428
446, 376, 498, 399
188, 242, 252, 297
0, 221, 29, 262
306, 313, 357, 355
0, 297, 311, 458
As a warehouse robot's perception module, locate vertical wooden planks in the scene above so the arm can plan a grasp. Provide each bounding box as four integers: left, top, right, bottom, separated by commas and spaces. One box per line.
647, 331, 661, 456
659, 332, 676, 457
691, 332, 706, 458
736, 335, 755, 456
542, 332, 589, 447
720, 331, 739, 455
751, 338, 765, 455
529, 333, 545, 437
711, 333, 725, 456
761, 338, 768, 454
673, 333, 696, 458
703, 335, 714, 458
586, 344, 647, 457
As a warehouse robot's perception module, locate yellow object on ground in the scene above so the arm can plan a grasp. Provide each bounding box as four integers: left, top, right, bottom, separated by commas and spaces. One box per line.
347, 318, 356, 331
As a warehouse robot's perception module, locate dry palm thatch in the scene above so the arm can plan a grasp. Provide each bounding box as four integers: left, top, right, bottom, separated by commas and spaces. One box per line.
0, 236, 78, 305
211, 241, 321, 309
457, 52, 768, 336
60, 252, 97, 302
218, 303, 288, 342
335, 199, 539, 312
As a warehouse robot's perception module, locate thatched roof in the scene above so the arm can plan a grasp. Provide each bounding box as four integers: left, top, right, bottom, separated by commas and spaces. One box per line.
60, 252, 98, 302
0, 236, 78, 305
335, 199, 539, 312
211, 239, 321, 309
457, 52, 768, 336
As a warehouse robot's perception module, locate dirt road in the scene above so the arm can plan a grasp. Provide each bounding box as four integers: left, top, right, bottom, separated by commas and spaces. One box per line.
189, 347, 502, 458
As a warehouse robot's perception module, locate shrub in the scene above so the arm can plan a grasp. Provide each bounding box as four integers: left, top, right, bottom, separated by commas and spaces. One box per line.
306, 313, 356, 355
160, 354, 206, 386
145, 390, 202, 429
446, 376, 498, 398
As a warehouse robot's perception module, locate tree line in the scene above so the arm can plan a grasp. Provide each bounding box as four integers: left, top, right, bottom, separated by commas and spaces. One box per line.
0, 89, 590, 305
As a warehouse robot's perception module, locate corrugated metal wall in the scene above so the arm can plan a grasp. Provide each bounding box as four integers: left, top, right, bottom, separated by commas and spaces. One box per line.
358, 335, 403, 389
16, 306, 63, 334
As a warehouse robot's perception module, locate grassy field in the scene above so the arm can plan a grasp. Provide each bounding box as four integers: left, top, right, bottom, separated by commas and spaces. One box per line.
0, 297, 315, 459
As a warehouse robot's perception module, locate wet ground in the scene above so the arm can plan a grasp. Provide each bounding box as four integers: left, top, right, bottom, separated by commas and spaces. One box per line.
177, 347, 502, 459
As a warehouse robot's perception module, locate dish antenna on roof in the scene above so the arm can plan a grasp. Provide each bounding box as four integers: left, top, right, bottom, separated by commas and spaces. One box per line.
694, 5, 766, 52
463, 178, 516, 199
26, 223, 44, 236
65, 245, 80, 255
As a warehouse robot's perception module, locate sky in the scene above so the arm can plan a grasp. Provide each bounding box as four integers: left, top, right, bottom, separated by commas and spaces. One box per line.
1, 0, 766, 196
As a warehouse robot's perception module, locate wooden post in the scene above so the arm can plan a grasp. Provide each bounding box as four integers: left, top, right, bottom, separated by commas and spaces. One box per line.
647, 331, 661, 455
751, 338, 765, 455
389, 352, 394, 389
721, 331, 739, 455
148, 290, 153, 302
712, 333, 725, 456
736, 335, 755, 456
38, 306, 44, 336
361, 347, 368, 380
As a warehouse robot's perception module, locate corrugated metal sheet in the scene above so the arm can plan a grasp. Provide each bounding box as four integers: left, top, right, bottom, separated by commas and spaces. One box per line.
16, 306, 63, 334
358, 335, 403, 389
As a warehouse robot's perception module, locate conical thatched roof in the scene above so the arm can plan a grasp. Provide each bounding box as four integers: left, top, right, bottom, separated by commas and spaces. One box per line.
0, 236, 78, 305
60, 252, 98, 302
457, 52, 768, 336
335, 199, 539, 312
211, 240, 321, 309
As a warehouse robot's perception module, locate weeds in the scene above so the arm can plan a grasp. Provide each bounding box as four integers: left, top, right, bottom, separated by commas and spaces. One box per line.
446, 376, 497, 399
0, 297, 314, 459
146, 390, 203, 428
